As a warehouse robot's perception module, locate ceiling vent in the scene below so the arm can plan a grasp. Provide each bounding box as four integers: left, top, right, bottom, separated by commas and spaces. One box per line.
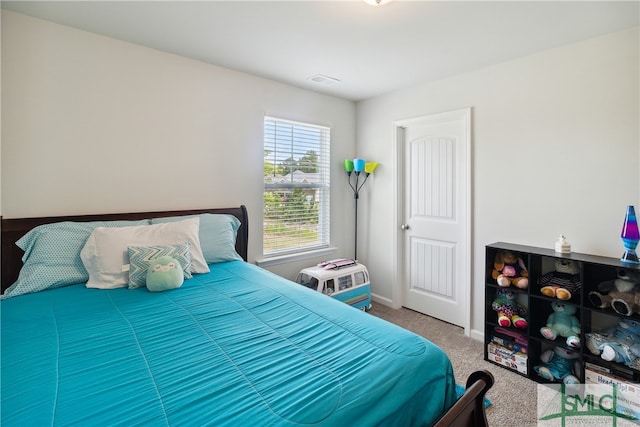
308, 74, 341, 86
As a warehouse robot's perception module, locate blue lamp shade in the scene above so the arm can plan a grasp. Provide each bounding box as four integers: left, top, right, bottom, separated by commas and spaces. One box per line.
621, 205, 640, 264
353, 158, 365, 172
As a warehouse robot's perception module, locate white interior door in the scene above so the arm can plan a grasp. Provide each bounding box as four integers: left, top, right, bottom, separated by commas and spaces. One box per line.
396, 108, 470, 330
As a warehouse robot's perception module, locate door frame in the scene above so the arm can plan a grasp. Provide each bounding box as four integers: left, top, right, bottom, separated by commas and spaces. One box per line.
392, 108, 472, 336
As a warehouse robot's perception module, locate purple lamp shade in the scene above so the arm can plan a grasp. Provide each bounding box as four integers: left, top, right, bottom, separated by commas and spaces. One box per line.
621, 206, 640, 240
621, 205, 640, 264
353, 158, 365, 173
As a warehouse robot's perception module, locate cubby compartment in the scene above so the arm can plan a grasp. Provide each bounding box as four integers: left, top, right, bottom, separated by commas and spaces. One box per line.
584, 263, 640, 320
532, 255, 583, 304
485, 242, 640, 384
487, 325, 528, 354
584, 310, 640, 375
583, 263, 619, 312
485, 285, 529, 330
529, 295, 581, 350
528, 340, 583, 384
485, 246, 530, 290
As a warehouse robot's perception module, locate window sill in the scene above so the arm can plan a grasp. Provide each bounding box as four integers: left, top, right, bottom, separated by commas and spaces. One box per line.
255, 247, 338, 267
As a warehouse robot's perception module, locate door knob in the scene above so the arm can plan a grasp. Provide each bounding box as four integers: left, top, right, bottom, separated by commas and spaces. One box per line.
401, 224, 410, 230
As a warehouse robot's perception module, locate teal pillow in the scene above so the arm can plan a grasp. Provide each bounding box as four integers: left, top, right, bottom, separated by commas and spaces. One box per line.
2, 220, 150, 299
127, 242, 192, 289
151, 214, 242, 263
146, 256, 184, 292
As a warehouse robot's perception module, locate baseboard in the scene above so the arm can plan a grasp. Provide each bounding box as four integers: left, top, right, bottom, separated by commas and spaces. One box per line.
469, 328, 484, 342
371, 293, 400, 309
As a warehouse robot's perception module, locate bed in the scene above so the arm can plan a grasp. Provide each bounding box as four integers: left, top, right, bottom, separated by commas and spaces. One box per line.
1, 206, 492, 426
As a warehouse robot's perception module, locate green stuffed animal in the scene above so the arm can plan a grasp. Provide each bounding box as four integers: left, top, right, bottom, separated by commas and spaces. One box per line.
146, 256, 184, 292
540, 301, 581, 348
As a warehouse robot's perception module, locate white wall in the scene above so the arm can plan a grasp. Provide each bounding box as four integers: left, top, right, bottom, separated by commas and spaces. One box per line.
1, 11, 356, 280
3, 11, 639, 337
356, 27, 639, 339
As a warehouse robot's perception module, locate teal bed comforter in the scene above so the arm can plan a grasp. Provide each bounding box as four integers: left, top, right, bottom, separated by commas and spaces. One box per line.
2, 261, 456, 426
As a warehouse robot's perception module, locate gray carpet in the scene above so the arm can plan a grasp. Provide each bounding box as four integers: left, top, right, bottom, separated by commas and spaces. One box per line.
369, 303, 538, 426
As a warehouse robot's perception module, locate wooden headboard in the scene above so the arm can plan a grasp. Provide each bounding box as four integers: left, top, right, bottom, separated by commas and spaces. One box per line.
1, 205, 249, 293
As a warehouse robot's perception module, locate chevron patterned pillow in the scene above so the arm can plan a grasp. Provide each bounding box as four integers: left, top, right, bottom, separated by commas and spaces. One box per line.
127, 242, 192, 289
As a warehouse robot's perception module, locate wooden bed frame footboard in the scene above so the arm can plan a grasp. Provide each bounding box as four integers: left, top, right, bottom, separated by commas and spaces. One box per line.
1, 206, 249, 293
435, 370, 494, 427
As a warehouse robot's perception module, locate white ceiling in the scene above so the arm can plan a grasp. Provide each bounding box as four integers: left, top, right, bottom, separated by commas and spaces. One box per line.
3, 1, 639, 101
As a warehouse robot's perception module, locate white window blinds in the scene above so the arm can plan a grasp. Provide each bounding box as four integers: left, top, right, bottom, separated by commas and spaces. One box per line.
263, 117, 330, 256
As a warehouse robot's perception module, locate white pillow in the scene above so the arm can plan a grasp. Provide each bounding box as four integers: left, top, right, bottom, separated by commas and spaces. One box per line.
80, 217, 209, 289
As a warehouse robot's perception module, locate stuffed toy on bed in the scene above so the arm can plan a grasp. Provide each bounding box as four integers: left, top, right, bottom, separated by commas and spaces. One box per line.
492, 288, 527, 329
539, 301, 581, 348
146, 256, 184, 292
491, 250, 529, 289
533, 347, 580, 384
538, 259, 581, 300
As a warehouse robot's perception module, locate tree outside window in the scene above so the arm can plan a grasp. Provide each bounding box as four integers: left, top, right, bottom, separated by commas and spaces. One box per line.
264, 118, 330, 256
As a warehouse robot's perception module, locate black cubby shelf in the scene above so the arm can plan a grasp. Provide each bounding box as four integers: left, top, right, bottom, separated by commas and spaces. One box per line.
485, 242, 640, 384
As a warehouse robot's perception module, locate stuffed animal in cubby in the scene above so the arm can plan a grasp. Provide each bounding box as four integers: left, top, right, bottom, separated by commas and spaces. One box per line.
533, 347, 580, 384
585, 318, 640, 369
538, 259, 581, 300
492, 288, 527, 329
146, 256, 184, 292
491, 250, 529, 289
540, 301, 581, 348
587, 269, 640, 316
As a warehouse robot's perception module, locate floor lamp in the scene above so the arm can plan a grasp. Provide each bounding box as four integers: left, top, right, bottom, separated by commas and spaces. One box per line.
344, 158, 378, 260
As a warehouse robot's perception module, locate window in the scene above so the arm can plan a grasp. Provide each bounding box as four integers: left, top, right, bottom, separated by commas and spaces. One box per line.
338, 275, 352, 291
264, 117, 330, 257
354, 270, 367, 286
296, 273, 319, 291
